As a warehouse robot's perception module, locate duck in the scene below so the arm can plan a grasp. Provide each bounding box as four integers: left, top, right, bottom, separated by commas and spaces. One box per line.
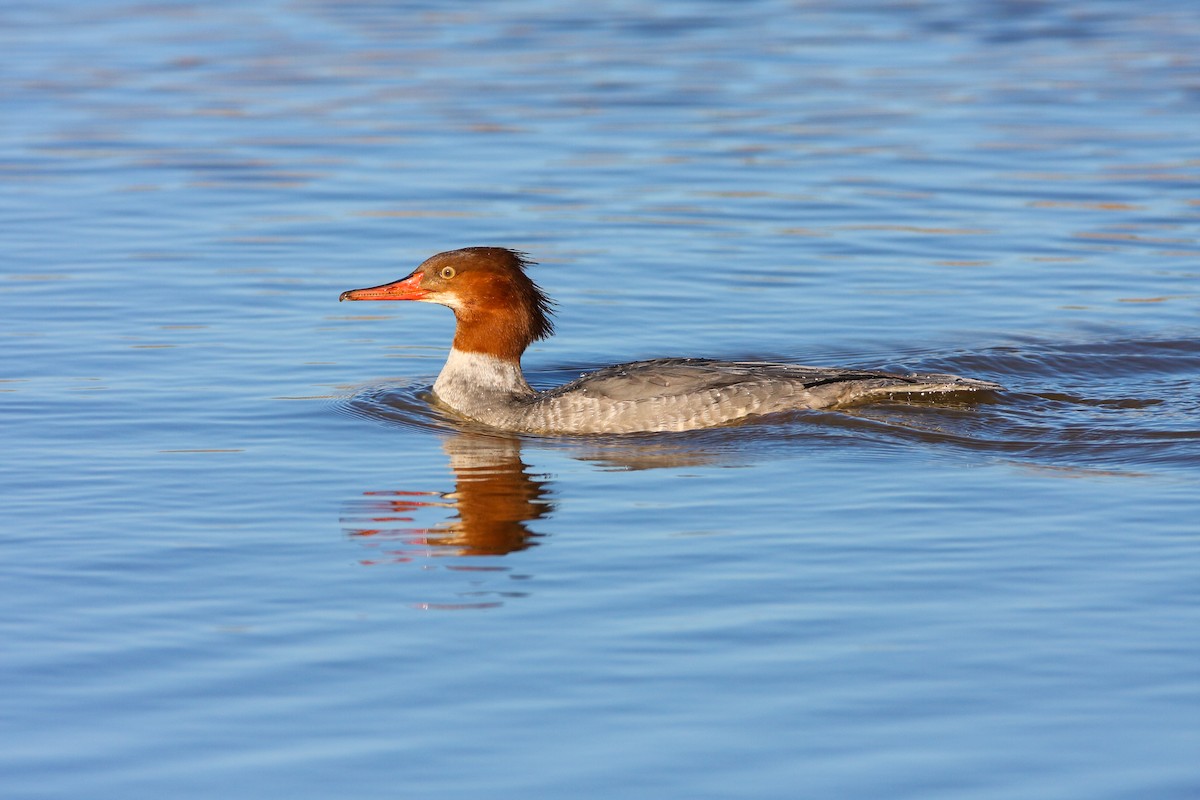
340, 247, 1000, 434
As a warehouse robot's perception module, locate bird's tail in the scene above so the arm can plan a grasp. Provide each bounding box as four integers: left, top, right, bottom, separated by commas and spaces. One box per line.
815, 372, 1002, 407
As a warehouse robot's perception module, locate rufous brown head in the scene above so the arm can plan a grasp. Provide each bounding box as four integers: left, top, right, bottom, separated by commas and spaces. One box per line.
340, 247, 555, 360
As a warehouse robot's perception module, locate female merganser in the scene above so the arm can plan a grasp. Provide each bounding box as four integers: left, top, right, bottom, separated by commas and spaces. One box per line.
340, 247, 1001, 434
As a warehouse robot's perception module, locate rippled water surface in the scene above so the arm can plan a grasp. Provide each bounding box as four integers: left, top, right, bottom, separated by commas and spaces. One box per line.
3, 1, 1199, 798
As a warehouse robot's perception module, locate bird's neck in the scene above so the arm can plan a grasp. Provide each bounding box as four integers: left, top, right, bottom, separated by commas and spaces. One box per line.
433, 348, 533, 413
450, 303, 540, 362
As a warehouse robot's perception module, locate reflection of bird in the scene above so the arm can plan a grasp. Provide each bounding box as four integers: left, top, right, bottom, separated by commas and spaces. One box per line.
435, 434, 552, 555
344, 434, 553, 558
341, 247, 1002, 434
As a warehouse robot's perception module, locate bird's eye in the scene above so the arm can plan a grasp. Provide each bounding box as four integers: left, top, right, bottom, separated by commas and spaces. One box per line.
440, 266, 456, 280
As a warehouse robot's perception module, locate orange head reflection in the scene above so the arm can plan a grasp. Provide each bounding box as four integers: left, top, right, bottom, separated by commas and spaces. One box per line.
342, 434, 553, 560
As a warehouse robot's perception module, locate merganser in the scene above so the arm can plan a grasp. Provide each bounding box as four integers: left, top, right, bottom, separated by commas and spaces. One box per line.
340, 247, 1001, 434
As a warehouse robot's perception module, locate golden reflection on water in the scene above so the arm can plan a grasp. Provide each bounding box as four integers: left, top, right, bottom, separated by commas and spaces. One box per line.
343, 434, 553, 559
341, 431, 726, 564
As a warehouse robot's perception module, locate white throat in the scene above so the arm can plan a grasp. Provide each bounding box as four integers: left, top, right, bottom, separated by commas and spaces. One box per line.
432, 348, 532, 414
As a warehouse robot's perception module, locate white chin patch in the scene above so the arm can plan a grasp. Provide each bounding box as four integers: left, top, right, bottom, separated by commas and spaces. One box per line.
428, 293, 461, 310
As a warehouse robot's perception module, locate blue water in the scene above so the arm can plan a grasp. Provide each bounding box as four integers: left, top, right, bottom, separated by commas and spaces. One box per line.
3, 1, 1199, 798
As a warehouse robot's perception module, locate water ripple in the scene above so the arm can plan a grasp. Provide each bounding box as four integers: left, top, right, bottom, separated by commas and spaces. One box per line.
334, 335, 1200, 475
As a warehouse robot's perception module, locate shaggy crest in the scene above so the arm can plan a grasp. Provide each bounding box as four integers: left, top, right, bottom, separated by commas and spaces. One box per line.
509, 250, 555, 342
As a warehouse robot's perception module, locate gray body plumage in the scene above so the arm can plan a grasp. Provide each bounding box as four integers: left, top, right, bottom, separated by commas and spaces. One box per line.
433, 350, 1001, 435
